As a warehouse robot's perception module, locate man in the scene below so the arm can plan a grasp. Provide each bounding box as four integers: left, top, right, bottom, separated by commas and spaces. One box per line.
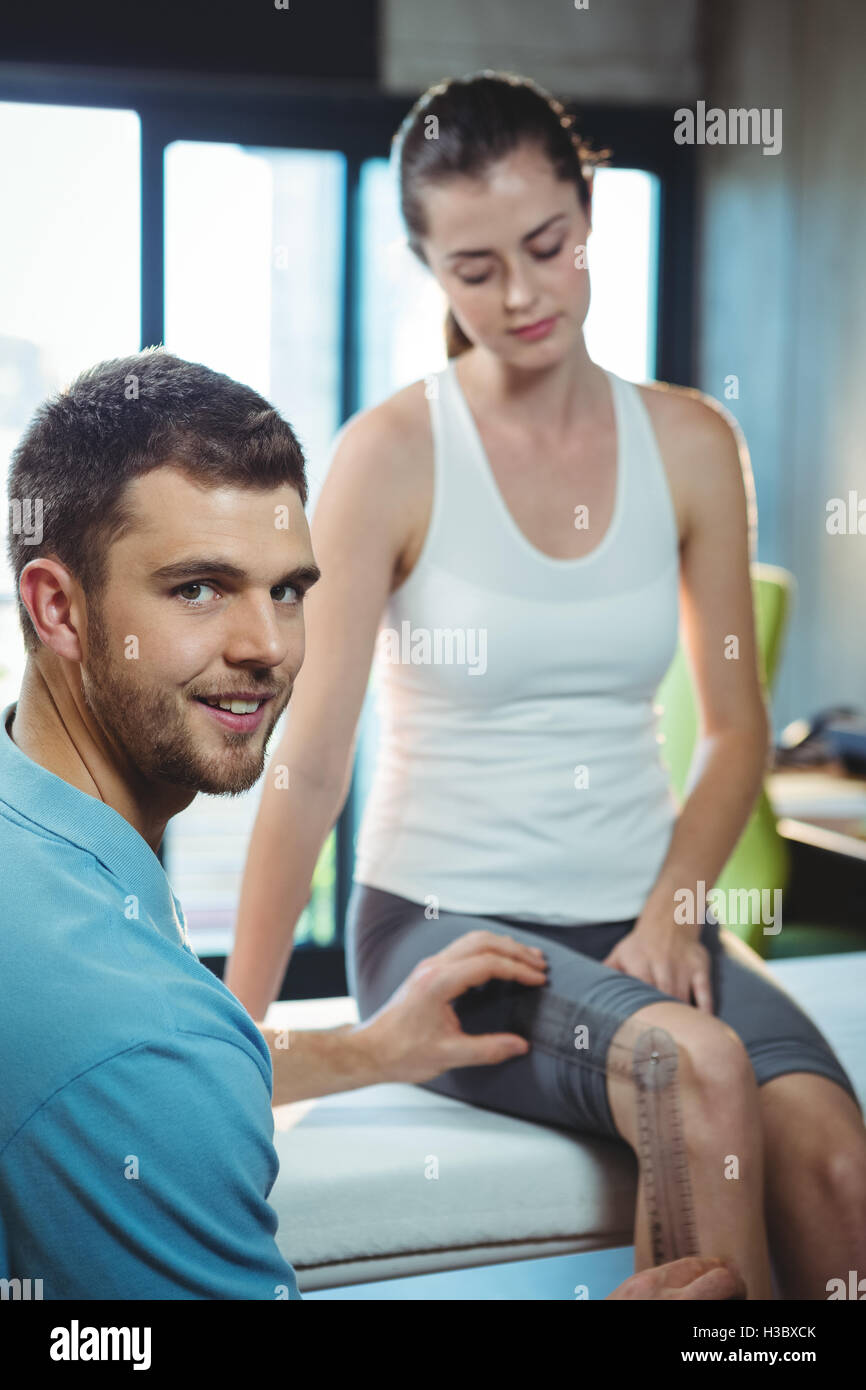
1, 349, 742, 1300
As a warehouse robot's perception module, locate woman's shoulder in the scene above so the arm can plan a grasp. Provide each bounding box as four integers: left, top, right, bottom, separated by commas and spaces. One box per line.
635, 378, 745, 453
634, 378, 754, 550
333, 376, 434, 466
321, 377, 435, 585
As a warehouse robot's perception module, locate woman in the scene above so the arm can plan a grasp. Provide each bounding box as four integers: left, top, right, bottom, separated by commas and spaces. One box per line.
226, 72, 866, 1299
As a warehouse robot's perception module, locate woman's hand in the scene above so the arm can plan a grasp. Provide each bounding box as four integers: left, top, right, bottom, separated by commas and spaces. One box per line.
601, 918, 714, 1013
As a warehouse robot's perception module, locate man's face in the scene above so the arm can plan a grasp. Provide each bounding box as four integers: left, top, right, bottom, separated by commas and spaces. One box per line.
80, 465, 318, 796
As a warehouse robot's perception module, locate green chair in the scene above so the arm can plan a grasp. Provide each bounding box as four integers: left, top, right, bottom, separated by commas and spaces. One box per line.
655, 562, 794, 956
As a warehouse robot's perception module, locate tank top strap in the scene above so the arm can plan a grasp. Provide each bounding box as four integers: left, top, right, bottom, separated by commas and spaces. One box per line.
613, 374, 680, 562
418, 359, 678, 603
423, 360, 497, 568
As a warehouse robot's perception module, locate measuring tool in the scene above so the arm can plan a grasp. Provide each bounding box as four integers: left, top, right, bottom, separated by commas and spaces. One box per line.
507, 989, 700, 1266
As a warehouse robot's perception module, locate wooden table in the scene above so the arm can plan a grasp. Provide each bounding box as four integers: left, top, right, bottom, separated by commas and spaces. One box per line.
768, 764, 866, 863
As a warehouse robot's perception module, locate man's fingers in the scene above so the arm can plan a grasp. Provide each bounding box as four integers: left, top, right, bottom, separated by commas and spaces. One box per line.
655, 1255, 747, 1300
434, 929, 547, 970
444, 1031, 531, 1068
673, 1264, 747, 1301
423, 951, 547, 1003
655, 1256, 726, 1288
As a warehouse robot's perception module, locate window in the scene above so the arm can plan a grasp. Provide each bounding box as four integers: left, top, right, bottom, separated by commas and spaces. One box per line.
163, 140, 345, 954
583, 167, 659, 383
0, 100, 140, 712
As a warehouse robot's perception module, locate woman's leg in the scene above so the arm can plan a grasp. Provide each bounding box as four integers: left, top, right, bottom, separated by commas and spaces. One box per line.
604, 998, 775, 1298
760, 1073, 866, 1300
347, 885, 643, 1133
708, 928, 866, 1300
607, 925, 866, 1299
346, 884, 776, 1297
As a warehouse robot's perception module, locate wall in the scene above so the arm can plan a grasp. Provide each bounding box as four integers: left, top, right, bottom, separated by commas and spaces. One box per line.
696, 0, 866, 729
382, 0, 702, 103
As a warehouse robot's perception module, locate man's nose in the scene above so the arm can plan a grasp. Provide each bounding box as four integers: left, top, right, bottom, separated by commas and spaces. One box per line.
222, 592, 296, 669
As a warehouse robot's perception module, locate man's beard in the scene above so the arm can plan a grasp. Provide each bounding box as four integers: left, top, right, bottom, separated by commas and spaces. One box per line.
79, 602, 276, 797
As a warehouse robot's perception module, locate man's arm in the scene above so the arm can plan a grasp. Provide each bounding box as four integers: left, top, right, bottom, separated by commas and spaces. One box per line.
2, 1035, 301, 1299
255, 930, 549, 1106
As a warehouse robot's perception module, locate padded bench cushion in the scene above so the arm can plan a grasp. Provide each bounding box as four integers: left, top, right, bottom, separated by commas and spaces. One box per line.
266, 951, 866, 1290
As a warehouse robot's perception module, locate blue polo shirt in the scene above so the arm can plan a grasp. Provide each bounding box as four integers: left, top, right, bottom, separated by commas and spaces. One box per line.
0, 701, 301, 1300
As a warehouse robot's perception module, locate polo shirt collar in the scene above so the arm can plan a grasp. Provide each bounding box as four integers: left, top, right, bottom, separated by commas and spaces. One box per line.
1, 702, 190, 952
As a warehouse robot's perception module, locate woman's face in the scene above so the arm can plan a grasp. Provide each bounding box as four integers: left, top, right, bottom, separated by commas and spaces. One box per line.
419, 141, 592, 365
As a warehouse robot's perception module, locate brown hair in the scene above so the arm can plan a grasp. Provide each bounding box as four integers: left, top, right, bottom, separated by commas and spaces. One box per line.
6, 347, 307, 655
392, 70, 610, 357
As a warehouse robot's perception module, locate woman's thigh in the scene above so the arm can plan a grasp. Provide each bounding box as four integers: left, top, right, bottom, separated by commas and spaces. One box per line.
709, 926, 860, 1110
346, 883, 701, 1138
347, 884, 862, 1136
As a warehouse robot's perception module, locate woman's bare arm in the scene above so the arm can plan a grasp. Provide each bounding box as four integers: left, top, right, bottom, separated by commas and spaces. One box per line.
224, 389, 427, 1021
602, 392, 771, 1004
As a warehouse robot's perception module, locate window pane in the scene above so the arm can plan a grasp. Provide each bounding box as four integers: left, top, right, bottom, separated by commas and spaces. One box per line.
165, 141, 345, 509
358, 157, 448, 409
0, 101, 140, 710
163, 141, 345, 953
583, 167, 659, 383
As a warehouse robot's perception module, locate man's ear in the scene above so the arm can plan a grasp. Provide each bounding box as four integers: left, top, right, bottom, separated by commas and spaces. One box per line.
18, 555, 86, 663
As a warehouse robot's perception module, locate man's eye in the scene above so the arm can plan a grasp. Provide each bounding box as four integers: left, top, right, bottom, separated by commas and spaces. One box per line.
175, 582, 219, 607
173, 582, 301, 607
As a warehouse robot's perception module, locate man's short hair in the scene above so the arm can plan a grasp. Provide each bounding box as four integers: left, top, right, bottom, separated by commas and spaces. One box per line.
6, 348, 308, 655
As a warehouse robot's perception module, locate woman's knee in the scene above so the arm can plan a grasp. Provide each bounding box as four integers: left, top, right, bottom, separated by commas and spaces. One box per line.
681, 1019, 755, 1100
615, 1002, 758, 1115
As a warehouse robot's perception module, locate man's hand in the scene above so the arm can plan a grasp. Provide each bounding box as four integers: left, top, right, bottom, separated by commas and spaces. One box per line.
602, 920, 714, 1013
606, 1255, 746, 1300
354, 930, 548, 1085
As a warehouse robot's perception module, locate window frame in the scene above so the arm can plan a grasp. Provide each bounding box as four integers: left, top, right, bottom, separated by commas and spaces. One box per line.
0, 67, 695, 998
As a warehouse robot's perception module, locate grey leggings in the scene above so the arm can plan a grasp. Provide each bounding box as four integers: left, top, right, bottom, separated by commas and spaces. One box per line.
346, 883, 860, 1140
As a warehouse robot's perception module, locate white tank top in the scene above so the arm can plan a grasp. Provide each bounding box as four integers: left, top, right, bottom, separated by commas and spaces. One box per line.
353, 359, 682, 925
